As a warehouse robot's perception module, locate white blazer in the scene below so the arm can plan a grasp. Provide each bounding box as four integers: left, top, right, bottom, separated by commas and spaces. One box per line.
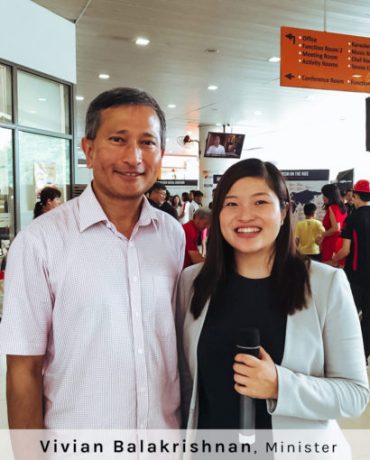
177, 261, 369, 430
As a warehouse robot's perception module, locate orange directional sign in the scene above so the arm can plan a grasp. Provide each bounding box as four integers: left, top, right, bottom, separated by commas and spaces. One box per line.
280, 26, 370, 93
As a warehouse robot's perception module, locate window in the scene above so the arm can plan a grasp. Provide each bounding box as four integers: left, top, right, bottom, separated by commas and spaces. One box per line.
17, 70, 70, 133
0, 127, 14, 246
18, 132, 70, 228
0, 65, 12, 123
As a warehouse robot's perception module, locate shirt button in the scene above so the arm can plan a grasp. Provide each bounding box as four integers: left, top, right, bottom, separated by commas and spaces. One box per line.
138, 348, 143, 355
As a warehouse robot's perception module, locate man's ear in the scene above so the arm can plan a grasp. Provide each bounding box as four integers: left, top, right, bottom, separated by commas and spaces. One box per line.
81, 137, 94, 169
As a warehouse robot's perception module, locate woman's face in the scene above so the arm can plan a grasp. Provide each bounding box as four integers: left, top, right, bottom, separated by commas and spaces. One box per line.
322, 195, 329, 204
219, 176, 286, 262
45, 197, 61, 211
173, 196, 180, 206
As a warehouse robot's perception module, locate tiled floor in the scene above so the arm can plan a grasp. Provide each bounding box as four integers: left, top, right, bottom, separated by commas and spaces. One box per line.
0, 354, 369, 430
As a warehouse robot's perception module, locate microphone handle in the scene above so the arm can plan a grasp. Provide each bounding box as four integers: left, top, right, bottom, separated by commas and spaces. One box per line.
236, 344, 260, 444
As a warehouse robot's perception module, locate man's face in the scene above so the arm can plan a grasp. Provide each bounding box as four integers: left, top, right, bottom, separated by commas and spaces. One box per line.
194, 216, 209, 231
345, 191, 353, 205
215, 136, 221, 146
82, 105, 163, 204
352, 193, 361, 208
194, 195, 203, 205
150, 188, 166, 206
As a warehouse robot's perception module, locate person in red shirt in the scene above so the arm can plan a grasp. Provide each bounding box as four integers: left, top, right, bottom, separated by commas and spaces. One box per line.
318, 183, 347, 267
183, 208, 211, 268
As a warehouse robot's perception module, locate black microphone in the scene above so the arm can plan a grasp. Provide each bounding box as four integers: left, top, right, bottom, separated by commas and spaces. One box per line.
236, 327, 260, 444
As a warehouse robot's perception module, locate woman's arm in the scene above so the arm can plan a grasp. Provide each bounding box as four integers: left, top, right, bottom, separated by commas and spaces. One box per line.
267, 269, 369, 420
321, 206, 340, 238
176, 271, 195, 427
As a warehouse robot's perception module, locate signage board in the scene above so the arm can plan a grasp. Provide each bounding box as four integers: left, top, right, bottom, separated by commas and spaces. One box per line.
281, 26, 370, 93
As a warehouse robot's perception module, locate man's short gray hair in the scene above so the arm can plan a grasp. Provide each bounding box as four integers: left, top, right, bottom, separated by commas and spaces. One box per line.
193, 208, 211, 220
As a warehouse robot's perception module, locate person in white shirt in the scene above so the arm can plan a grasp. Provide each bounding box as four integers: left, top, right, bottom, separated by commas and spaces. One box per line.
0, 87, 185, 429
206, 135, 225, 155
189, 190, 203, 219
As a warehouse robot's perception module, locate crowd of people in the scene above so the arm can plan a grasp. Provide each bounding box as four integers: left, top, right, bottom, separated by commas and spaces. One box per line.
0, 87, 368, 446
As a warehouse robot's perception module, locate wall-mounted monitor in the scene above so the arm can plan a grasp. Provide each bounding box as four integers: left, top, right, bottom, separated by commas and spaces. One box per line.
204, 132, 245, 158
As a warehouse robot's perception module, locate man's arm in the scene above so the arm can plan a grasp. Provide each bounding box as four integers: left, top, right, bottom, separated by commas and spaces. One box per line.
332, 238, 351, 266
187, 250, 205, 265
7, 355, 44, 428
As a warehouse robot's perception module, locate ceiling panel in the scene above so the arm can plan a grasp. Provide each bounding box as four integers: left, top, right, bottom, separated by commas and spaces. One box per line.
32, 0, 370, 143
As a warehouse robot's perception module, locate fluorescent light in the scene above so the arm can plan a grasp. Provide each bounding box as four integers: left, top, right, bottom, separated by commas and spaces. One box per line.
75, 96, 84, 101
268, 56, 280, 63
38, 97, 47, 102
208, 85, 218, 91
254, 111, 262, 116
167, 104, 176, 108
99, 73, 110, 80
135, 37, 150, 46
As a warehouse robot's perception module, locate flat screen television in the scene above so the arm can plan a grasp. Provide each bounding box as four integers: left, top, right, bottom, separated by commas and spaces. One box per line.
204, 132, 245, 158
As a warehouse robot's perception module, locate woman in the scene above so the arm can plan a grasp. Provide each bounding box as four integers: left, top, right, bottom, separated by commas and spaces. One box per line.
178, 159, 368, 433
33, 186, 62, 219
171, 194, 183, 218
320, 183, 347, 267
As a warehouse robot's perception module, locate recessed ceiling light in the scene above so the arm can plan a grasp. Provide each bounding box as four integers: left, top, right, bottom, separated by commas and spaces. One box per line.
99, 73, 110, 80
254, 111, 262, 116
75, 96, 84, 101
208, 85, 218, 91
268, 56, 280, 63
216, 123, 222, 127
135, 37, 150, 46
167, 104, 176, 109
38, 97, 47, 102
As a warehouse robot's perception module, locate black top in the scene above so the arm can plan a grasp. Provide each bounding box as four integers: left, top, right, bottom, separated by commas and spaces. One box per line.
148, 199, 178, 220
342, 206, 370, 285
197, 272, 287, 429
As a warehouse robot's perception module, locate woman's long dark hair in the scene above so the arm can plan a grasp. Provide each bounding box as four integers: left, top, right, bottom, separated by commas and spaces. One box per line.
321, 183, 346, 213
33, 186, 61, 219
190, 158, 311, 319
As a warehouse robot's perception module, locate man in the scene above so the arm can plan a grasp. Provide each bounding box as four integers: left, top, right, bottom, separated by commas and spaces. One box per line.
0, 88, 185, 429
148, 181, 178, 219
206, 135, 225, 155
294, 202, 324, 261
332, 180, 370, 364
344, 189, 355, 216
189, 190, 203, 219
183, 208, 211, 268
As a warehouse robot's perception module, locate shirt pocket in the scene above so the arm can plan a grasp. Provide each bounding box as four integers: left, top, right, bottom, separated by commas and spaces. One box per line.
148, 275, 176, 338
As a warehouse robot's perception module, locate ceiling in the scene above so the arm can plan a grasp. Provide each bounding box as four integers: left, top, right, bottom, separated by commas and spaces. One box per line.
31, 0, 370, 147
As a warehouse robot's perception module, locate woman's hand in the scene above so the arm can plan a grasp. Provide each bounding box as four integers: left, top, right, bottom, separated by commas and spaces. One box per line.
233, 346, 278, 399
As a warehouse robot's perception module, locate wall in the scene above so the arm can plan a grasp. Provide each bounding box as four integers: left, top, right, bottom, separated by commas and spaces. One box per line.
0, 0, 76, 83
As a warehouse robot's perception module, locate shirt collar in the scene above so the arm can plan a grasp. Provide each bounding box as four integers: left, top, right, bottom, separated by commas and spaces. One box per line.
78, 183, 159, 232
